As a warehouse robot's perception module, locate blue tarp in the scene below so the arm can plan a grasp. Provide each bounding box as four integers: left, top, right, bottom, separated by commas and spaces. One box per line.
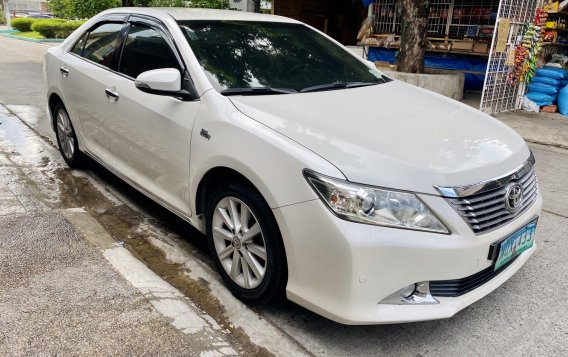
360, 0, 374, 6
368, 48, 487, 91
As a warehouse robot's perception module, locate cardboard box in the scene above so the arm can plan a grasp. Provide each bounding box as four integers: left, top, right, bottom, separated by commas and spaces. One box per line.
473, 42, 489, 53
452, 41, 474, 51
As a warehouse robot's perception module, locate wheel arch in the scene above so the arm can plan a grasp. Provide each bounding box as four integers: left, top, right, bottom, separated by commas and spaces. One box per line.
48, 92, 65, 132
195, 166, 268, 217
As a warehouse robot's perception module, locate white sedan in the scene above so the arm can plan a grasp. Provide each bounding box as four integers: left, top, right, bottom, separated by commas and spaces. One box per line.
44, 8, 542, 324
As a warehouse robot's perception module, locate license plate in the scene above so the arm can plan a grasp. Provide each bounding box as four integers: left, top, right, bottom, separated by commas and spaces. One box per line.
494, 220, 538, 271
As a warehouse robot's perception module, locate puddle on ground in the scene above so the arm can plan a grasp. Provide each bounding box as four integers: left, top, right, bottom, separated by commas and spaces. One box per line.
5, 104, 57, 145
0, 107, 62, 212
0, 106, 56, 169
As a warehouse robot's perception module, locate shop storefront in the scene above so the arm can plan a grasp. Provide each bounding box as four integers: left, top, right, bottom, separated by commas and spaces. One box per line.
358, 0, 560, 114
271, 0, 568, 115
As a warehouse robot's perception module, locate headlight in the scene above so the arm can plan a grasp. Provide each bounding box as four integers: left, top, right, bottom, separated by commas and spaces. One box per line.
304, 170, 449, 234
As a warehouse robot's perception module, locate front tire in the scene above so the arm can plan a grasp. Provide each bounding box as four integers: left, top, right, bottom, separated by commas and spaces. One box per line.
53, 103, 83, 168
206, 183, 287, 304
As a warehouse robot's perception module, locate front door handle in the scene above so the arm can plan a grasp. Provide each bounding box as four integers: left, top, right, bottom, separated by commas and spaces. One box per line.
60, 67, 69, 77
105, 88, 120, 102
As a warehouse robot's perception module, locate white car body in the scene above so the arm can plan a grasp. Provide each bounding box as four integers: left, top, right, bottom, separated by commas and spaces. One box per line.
45, 8, 542, 324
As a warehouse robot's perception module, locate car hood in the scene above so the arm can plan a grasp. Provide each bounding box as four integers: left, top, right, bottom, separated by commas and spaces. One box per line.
229, 81, 530, 195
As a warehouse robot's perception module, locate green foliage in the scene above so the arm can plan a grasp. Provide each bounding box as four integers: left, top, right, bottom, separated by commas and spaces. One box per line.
15, 31, 46, 39
189, 0, 230, 9
149, 0, 185, 6
121, 0, 154, 5
11, 18, 38, 32
49, 0, 231, 20
48, 0, 121, 19
71, 0, 122, 18
48, 0, 69, 18
0, 12, 6, 25
31, 19, 86, 38
148, 0, 229, 7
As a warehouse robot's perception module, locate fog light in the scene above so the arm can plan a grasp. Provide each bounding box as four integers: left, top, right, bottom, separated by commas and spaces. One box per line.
379, 281, 439, 305
399, 283, 416, 298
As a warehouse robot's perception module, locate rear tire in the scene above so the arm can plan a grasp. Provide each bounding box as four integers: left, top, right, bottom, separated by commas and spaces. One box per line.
206, 182, 287, 304
53, 102, 84, 168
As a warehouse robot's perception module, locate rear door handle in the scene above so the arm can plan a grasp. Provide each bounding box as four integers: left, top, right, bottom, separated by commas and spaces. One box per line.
105, 88, 120, 102
60, 67, 69, 77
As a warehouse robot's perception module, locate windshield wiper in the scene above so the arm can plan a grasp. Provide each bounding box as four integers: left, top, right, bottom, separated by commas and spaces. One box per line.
300, 82, 379, 93
221, 87, 298, 96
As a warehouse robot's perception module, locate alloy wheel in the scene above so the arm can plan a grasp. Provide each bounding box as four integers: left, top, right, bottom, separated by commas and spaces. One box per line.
212, 196, 268, 289
56, 109, 75, 160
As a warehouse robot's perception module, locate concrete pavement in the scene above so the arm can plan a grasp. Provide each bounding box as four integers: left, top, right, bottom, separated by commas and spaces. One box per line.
0, 211, 202, 356
496, 111, 568, 151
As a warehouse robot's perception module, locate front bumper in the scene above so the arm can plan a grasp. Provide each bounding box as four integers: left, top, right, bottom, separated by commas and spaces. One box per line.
273, 193, 542, 324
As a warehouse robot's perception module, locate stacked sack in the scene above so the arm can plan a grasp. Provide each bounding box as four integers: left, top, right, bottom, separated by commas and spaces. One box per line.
525, 67, 568, 110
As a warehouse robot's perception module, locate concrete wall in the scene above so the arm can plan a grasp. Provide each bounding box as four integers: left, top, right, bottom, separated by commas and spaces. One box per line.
380, 68, 465, 101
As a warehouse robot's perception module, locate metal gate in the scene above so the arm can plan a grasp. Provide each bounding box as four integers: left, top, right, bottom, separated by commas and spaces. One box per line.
480, 0, 540, 114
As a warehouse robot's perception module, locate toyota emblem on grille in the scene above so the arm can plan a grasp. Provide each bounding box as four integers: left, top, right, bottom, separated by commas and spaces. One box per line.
505, 183, 524, 213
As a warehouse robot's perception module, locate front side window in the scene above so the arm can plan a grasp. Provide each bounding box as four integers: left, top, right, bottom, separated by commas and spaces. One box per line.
71, 33, 88, 56
177, 20, 388, 94
81, 23, 124, 68
118, 24, 181, 79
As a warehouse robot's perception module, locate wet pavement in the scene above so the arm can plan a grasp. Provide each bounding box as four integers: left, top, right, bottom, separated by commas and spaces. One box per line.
0, 211, 198, 356
1, 35, 568, 356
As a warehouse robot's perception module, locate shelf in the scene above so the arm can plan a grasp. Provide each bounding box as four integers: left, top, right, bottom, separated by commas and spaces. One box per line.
426, 48, 490, 57
357, 43, 489, 57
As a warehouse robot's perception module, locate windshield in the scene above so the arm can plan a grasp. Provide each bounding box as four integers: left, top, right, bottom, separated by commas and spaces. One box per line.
177, 20, 389, 94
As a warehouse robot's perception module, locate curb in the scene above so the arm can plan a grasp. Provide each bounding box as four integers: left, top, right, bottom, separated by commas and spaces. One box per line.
60, 209, 240, 356
524, 138, 568, 151
0, 33, 64, 43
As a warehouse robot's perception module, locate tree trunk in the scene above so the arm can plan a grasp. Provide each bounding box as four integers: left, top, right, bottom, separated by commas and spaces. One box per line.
253, 0, 261, 13
397, 0, 430, 73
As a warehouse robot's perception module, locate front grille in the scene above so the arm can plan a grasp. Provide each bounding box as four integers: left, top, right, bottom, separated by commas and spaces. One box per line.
447, 167, 538, 234
430, 256, 519, 297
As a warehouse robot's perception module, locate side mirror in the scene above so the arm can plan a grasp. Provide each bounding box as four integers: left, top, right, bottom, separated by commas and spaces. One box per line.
135, 68, 196, 100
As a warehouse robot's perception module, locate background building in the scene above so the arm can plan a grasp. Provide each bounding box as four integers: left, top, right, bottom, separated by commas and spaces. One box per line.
6, 0, 48, 13
272, 0, 367, 45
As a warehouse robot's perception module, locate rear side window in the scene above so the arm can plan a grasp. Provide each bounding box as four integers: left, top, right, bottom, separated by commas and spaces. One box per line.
81, 23, 124, 68
118, 23, 181, 79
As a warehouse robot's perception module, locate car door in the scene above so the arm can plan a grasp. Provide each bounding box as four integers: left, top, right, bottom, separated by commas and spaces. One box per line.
104, 19, 200, 217
58, 19, 127, 162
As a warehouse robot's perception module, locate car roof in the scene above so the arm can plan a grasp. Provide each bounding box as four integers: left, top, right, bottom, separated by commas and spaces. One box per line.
109, 7, 299, 23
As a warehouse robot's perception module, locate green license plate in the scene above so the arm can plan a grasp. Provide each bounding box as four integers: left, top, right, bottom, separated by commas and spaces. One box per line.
494, 220, 538, 271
